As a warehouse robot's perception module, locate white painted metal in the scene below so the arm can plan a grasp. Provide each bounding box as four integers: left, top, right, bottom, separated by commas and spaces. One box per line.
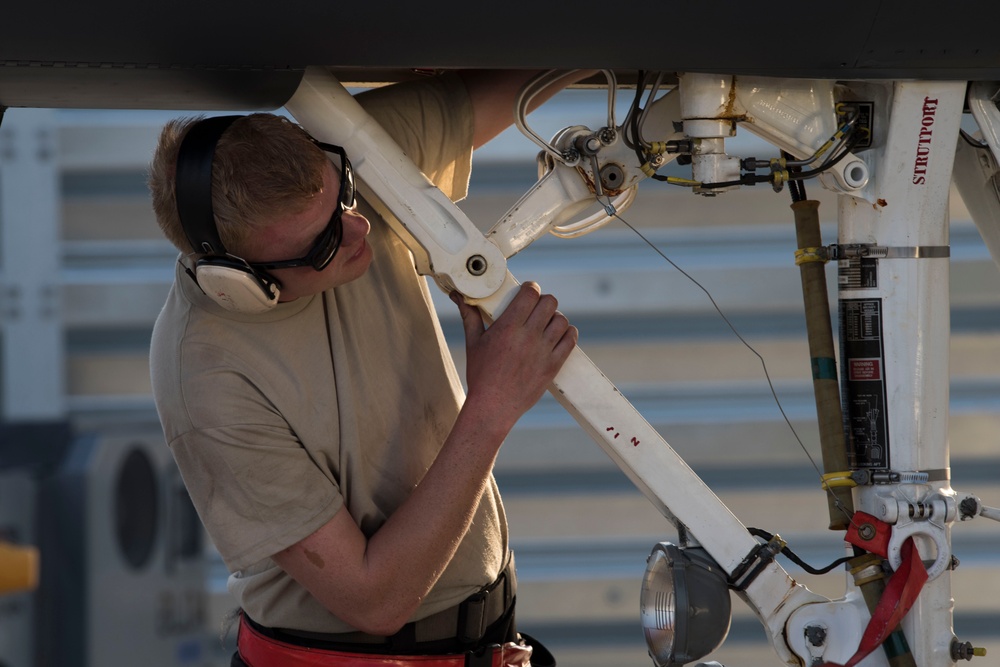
733, 78, 840, 159
959, 82, 1000, 271
488, 129, 652, 256
669, 75, 985, 665
678, 74, 869, 195
837, 80, 967, 667
471, 275, 834, 667
0, 109, 66, 420
678, 74, 741, 192
284, 69, 508, 300
487, 142, 597, 257
679, 73, 737, 140
747, 77, 865, 192
489, 80, 682, 256
784, 589, 869, 667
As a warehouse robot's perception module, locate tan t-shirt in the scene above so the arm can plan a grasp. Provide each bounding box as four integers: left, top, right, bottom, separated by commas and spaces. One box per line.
150, 73, 508, 634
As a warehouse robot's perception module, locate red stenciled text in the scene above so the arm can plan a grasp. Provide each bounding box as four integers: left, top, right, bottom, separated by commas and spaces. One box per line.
912, 96, 938, 185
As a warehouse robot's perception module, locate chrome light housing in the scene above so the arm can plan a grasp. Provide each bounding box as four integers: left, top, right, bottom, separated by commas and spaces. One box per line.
641, 542, 732, 666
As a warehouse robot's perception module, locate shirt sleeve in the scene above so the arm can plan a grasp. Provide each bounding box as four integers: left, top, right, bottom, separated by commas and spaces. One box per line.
170, 424, 342, 571
162, 335, 344, 572
355, 72, 475, 201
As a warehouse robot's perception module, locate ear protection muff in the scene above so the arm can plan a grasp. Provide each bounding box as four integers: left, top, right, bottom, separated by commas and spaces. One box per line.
175, 115, 282, 314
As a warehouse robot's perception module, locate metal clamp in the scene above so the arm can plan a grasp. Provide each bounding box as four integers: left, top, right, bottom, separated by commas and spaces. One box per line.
851, 469, 932, 486
830, 243, 950, 260
875, 491, 957, 580
728, 534, 786, 592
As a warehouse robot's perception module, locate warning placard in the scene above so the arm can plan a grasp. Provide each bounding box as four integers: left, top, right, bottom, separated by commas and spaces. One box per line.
849, 358, 882, 381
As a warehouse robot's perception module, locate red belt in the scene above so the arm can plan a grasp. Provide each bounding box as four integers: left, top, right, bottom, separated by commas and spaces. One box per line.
237, 614, 533, 667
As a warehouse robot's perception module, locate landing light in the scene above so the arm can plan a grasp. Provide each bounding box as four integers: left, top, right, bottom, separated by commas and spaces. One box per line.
640, 542, 732, 666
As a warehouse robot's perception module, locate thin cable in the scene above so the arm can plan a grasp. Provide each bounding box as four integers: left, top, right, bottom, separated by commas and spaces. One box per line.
607, 199, 860, 529
607, 201, 851, 479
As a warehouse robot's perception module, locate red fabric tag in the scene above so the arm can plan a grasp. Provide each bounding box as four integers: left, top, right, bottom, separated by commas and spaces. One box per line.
845, 511, 892, 557
818, 532, 929, 667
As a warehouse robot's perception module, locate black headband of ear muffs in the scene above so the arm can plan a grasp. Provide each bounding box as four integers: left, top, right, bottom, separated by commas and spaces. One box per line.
175, 115, 242, 255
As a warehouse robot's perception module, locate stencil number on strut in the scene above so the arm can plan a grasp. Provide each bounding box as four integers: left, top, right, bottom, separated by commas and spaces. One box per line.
606, 426, 640, 447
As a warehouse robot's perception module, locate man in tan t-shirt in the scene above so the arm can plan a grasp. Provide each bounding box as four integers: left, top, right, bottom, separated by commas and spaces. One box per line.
148, 70, 581, 667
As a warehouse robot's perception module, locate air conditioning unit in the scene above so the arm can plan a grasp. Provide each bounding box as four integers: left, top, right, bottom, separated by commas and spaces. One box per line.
37, 429, 215, 667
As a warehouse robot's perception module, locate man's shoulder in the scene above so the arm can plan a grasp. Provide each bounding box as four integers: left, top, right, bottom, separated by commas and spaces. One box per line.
356, 72, 470, 120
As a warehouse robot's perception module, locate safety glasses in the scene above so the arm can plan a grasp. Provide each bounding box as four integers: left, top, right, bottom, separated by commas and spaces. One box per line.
250, 140, 356, 272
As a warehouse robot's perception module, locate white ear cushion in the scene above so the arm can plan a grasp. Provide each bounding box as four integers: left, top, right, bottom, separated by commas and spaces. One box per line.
196, 264, 280, 314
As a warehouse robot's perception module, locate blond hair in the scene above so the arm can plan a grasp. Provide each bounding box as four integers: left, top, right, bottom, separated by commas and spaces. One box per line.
148, 113, 327, 256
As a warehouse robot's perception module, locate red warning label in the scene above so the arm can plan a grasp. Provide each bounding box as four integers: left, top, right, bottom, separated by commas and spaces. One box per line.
849, 358, 882, 381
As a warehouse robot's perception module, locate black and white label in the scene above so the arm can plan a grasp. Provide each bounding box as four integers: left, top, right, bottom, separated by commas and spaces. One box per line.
840, 298, 890, 469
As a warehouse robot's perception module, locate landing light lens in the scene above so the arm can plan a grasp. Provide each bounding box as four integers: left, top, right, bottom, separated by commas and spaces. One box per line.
641, 543, 732, 666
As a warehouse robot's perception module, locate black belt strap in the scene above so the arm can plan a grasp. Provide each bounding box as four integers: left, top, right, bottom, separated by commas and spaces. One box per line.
456, 558, 515, 644
259, 553, 517, 653
465, 643, 500, 667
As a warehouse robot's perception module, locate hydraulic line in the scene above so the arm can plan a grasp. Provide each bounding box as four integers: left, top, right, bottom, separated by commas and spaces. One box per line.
791, 199, 855, 530
794, 201, 917, 667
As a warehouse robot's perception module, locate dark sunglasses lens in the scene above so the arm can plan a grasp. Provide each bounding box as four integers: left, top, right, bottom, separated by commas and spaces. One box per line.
311, 212, 344, 271
341, 157, 355, 208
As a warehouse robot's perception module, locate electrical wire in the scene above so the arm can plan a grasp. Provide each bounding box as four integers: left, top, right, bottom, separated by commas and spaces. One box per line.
604, 203, 822, 473
600, 195, 859, 531
671, 107, 865, 192
543, 80, 864, 521
637, 73, 667, 146
747, 527, 853, 575
550, 186, 638, 238
624, 70, 649, 156
784, 151, 807, 203
584, 85, 871, 535
624, 71, 682, 184
698, 127, 864, 191
623, 75, 867, 193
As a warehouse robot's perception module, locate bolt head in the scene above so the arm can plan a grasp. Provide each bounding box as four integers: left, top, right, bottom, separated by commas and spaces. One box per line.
858, 523, 877, 540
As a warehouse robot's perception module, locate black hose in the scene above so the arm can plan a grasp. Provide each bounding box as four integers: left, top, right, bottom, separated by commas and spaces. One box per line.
748, 527, 853, 575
